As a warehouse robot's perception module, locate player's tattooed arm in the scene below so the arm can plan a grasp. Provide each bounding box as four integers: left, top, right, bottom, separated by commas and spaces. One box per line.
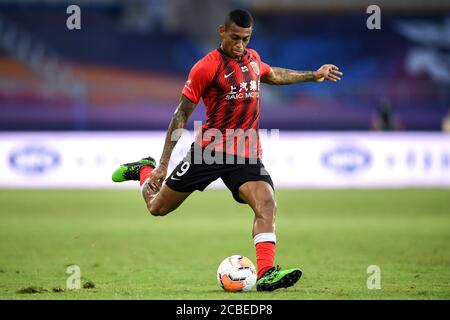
261, 64, 343, 85
159, 95, 196, 169
146, 95, 195, 191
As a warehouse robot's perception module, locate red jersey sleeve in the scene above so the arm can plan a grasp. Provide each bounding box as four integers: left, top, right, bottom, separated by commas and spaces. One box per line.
182, 53, 219, 104
259, 60, 271, 77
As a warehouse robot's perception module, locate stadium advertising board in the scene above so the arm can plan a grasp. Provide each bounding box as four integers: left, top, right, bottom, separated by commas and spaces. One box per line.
0, 132, 449, 188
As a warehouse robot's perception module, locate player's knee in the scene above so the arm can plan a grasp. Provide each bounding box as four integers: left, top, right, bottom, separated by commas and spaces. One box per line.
148, 206, 167, 216
148, 202, 170, 216
256, 196, 276, 216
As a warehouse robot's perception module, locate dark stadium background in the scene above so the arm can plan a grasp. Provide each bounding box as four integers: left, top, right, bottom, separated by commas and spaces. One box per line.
1, 0, 449, 132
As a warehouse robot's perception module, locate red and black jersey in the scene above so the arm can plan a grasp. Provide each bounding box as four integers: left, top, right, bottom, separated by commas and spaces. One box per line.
182, 47, 271, 159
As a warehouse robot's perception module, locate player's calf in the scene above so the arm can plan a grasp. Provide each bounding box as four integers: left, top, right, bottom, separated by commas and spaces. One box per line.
112, 156, 192, 217
143, 183, 192, 216
140, 181, 166, 216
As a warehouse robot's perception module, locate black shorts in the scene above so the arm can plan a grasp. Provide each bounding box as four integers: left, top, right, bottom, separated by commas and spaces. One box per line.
165, 143, 274, 204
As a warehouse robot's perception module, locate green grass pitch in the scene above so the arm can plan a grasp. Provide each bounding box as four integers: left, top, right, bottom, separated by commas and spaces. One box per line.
0, 188, 449, 300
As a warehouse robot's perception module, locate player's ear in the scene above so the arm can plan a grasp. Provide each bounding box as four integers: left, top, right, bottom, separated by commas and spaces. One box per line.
218, 25, 225, 37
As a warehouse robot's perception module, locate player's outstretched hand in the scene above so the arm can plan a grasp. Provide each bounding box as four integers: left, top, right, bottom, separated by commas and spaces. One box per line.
147, 164, 167, 192
315, 64, 343, 82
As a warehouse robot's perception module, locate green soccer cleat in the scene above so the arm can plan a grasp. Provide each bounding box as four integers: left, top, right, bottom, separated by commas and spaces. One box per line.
111, 156, 156, 182
256, 266, 302, 292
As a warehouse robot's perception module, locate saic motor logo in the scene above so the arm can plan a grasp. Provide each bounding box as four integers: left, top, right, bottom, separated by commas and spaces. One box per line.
9, 146, 60, 174
321, 147, 371, 173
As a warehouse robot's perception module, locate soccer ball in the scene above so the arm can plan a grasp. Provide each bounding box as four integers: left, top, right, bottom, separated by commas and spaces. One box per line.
217, 255, 257, 292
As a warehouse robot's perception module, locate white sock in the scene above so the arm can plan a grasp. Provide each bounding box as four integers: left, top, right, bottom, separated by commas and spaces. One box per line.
253, 233, 277, 245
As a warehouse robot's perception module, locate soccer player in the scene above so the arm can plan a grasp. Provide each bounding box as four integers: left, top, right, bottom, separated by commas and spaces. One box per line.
112, 9, 342, 291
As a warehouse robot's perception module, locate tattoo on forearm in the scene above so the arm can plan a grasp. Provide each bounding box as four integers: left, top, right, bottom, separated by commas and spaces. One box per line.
159, 107, 189, 167
267, 67, 317, 85
159, 96, 196, 167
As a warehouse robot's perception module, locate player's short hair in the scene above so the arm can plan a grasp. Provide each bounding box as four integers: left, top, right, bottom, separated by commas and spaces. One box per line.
224, 9, 253, 29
